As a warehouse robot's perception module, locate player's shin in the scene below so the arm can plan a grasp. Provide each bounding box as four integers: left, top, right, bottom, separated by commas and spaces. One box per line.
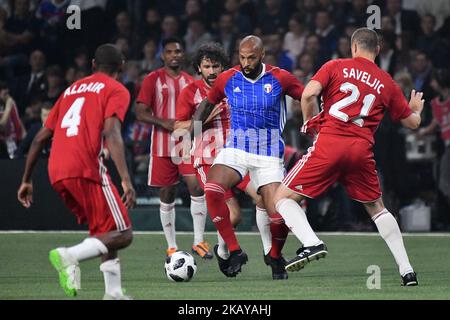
100, 258, 125, 298
372, 209, 414, 276
66, 237, 108, 262
275, 198, 322, 247
160, 201, 177, 250
256, 207, 272, 256
190, 195, 207, 245
268, 213, 289, 259
205, 182, 240, 252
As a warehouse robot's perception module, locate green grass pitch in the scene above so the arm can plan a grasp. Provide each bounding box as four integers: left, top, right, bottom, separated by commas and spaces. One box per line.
0, 232, 449, 300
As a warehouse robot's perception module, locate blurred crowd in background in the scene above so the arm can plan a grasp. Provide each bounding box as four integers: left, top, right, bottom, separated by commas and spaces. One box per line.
1, 0, 449, 231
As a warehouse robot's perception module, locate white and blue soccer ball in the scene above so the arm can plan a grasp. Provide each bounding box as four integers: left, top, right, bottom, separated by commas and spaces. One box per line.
164, 251, 197, 282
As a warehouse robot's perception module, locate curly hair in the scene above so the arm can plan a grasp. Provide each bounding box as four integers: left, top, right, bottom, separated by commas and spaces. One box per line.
192, 43, 230, 74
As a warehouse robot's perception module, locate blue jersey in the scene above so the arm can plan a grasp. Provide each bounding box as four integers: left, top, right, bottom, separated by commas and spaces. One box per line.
208, 64, 304, 158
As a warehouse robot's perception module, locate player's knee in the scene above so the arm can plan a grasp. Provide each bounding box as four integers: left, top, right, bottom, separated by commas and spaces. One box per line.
160, 186, 176, 203
255, 195, 265, 210
120, 229, 133, 248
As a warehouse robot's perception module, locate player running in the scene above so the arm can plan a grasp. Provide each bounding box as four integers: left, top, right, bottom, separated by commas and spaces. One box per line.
274, 28, 422, 286
193, 36, 305, 278
135, 38, 212, 259
17, 44, 136, 299
174, 43, 275, 278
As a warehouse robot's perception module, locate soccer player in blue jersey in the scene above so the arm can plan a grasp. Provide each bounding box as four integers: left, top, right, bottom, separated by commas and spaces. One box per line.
192, 36, 305, 279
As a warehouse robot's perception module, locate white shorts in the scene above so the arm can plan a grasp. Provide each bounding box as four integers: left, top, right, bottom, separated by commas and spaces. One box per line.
213, 148, 285, 190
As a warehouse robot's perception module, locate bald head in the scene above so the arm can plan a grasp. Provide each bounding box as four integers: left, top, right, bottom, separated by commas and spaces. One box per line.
240, 35, 264, 53
239, 35, 265, 79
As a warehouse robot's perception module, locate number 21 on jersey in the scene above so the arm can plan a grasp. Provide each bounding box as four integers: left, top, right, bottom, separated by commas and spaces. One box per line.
329, 82, 375, 127
61, 97, 85, 137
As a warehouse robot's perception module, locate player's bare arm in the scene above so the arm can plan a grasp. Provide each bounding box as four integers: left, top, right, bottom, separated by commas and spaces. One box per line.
135, 102, 175, 132
103, 116, 136, 209
401, 89, 425, 129
300, 80, 322, 122
17, 127, 53, 208
189, 98, 215, 134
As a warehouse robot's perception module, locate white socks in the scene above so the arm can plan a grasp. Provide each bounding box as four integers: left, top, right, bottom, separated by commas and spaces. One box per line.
67, 238, 108, 263
256, 206, 272, 255
191, 195, 207, 245
100, 258, 124, 297
276, 198, 322, 247
217, 231, 230, 259
160, 201, 177, 249
373, 209, 414, 276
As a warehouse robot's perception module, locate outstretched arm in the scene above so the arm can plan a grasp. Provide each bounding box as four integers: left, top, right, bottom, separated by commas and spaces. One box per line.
188, 98, 216, 134
400, 90, 425, 130
17, 127, 53, 208
103, 117, 136, 209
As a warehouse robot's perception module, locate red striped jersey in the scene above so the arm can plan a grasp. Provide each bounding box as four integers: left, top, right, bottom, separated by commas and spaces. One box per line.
0, 99, 24, 143
137, 68, 194, 157
45, 72, 130, 184
176, 78, 230, 166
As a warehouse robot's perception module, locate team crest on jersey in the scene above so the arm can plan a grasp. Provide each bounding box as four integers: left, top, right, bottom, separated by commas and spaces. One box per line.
264, 84, 272, 94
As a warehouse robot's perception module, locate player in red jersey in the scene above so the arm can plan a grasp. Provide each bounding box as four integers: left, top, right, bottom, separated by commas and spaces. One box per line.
174, 43, 275, 277
17, 44, 136, 299
135, 38, 212, 259
274, 28, 423, 286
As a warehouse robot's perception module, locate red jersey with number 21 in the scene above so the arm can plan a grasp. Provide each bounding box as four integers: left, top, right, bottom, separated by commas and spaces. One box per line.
45, 72, 130, 185
312, 57, 412, 144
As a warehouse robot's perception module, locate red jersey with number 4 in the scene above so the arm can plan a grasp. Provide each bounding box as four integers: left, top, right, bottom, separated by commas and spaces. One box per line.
137, 68, 194, 157
45, 72, 130, 185
176, 79, 229, 166
312, 57, 412, 144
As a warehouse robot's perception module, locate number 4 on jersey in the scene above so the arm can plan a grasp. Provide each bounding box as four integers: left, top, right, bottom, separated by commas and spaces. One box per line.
61, 97, 85, 137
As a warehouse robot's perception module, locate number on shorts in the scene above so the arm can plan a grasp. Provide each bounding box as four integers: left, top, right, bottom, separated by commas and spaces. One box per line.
329, 82, 375, 127
61, 97, 85, 137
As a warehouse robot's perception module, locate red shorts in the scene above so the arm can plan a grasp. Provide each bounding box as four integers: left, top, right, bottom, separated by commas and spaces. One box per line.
196, 164, 251, 200
52, 178, 131, 236
148, 156, 196, 187
283, 134, 382, 202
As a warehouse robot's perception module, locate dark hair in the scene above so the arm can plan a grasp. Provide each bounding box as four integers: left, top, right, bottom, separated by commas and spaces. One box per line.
41, 101, 53, 110
192, 43, 229, 73
161, 37, 184, 50
94, 44, 124, 74
0, 81, 8, 91
46, 65, 63, 78
433, 69, 450, 89
351, 28, 380, 53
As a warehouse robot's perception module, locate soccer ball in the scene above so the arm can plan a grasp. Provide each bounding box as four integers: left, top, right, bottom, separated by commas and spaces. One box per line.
164, 251, 197, 282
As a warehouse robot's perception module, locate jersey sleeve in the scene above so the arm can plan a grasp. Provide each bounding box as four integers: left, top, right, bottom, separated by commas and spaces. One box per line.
104, 85, 131, 122
311, 60, 336, 88
44, 96, 61, 131
277, 69, 304, 100
176, 86, 195, 120
136, 73, 155, 109
207, 71, 229, 104
386, 81, 412, 122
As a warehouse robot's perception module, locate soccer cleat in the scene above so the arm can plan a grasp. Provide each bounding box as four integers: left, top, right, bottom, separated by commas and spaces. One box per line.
103, 293, 133, 300
265, 254, 288, 280
192, 242, 213, 259
49, 248, 81, 297
166, 247, 177, 257
285, 243, 328, 272
213, 244, 230, 276
401, 272, 418, 286
226, 249, 248, 277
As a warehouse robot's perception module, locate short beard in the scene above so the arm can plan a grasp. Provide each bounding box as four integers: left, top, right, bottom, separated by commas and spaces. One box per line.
241, 59, 263, 80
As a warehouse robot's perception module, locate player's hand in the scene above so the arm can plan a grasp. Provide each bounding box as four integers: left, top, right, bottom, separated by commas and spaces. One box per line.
18, 182, 33, 208
301, 111, 324, 139
205, 104, 224, 124
160, 119, 175, 132
409, 90, 425, 114
121, 180, 136, 209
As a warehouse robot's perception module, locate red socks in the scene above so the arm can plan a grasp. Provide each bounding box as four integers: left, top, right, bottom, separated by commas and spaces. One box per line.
204, 182, 240, 252
269, 213, 289, 259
